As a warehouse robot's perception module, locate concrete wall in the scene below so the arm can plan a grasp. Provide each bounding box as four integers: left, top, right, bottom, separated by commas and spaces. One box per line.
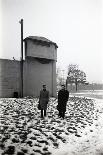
25, 40, 57, 60
0, 59, 21, 97
23, 57, 57, 97
0, 58, 57, 98
24, 38, 57, 97
0, 38, 57, 98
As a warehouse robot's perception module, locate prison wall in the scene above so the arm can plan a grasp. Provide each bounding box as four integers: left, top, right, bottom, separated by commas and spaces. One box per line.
24, 37, 57, 97
23, 57, 56, 97
0, 36, 57, 98
0, 59, 21, 97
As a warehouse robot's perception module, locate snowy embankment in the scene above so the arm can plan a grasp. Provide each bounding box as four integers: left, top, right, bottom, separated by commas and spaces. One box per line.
0, 95, 103, 155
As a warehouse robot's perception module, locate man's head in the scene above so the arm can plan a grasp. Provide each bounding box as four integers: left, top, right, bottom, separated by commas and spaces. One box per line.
61, 84, 65, 90
43, 84, 46, 90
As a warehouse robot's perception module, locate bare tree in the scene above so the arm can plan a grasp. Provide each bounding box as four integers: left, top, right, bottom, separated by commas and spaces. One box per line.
67, 64, 88, 91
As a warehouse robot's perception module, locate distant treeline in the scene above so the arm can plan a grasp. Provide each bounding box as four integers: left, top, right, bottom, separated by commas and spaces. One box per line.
67, 83, 103, 91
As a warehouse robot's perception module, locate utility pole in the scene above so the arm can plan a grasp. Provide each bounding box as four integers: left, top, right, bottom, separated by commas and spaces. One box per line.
19, 19, 23, 97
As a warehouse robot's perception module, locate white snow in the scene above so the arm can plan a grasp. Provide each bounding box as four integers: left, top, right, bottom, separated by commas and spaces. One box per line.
0, 91, 103, 155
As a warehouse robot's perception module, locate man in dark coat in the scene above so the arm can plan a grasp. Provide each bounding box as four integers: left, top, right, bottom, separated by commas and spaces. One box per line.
57, 84, 69, 119
39, 84, 49, 118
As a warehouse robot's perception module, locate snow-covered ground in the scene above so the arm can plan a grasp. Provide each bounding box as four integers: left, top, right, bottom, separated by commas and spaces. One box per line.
71, 90, 103, 99
0, 91, 103, 155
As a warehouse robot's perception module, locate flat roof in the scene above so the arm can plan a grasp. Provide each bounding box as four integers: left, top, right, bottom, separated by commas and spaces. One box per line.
24, 36, 58, 48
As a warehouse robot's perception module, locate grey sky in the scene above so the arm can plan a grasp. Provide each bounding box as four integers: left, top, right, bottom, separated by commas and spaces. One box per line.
0, 0, 103, 83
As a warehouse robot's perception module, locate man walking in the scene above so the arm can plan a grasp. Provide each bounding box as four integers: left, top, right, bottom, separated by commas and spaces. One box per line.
57, 84, 69, 119
39, 84, 49, 118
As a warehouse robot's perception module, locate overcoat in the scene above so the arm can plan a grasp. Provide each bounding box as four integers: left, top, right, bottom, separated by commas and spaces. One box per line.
58, 89, 69, 112
39, 90, 49, 110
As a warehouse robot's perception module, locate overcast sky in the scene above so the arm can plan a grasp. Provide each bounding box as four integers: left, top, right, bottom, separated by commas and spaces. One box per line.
0, 0, 103, 83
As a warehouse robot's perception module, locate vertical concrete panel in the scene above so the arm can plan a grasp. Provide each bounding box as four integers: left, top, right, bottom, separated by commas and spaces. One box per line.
25, 58, 53, 97
0, 59, 21, 97
25, 39, 57, 60
52, 61, 57, 97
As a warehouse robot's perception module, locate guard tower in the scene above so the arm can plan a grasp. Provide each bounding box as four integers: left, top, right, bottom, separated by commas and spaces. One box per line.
23, 36, 58, 97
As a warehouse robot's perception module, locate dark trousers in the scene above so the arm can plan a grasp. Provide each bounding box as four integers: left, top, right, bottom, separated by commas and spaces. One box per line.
59, 111, 65, 119
41, 109, 46, 118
